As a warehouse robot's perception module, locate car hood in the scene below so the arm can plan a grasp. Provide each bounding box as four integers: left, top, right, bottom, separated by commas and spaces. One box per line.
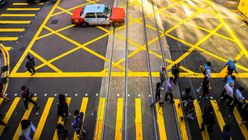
110, 8, 125, 20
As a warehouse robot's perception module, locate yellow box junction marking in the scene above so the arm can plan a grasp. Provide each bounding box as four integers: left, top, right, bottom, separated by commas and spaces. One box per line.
94, 98, 106, 140
12, 98, 37, 139
0, 97, 20, 136
135, 98, 143, 140
0, 28, 25, 32
174, 99, 188, 140
155, 103, 167, 140
7, 8, 40, 11
33, 97, 54, 139
115, 98, 124, 140
193, 100, 210, 140
233, 106, 248, 139
53, 97, 71, 140
0, 14, 36, 17
210, 100, 226, 131
0, 37, 18, 41
0, 20, 31, 24
12, 2, 43, 5
73, 97, 89, 140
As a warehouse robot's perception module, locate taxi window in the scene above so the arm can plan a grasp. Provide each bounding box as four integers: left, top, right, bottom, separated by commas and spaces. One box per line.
97, 13, 107, 18
85, 13, 96, 18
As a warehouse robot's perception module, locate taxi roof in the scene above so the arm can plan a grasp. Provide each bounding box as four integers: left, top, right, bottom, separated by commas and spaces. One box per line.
84, 4, 106, 13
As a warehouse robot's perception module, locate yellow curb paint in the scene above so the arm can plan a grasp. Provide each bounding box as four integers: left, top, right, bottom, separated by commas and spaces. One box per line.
193, 100, 210, 140
0, 20, 31, 24
94, 98, 106, 140
233, 107, 248, 139
0, 14, 35, 17
115, 98, 124, 140
135, 98, 143, 140
7, 8, 40, 11
73, 97, 88, 140
155, 103, 167, 140
53, 98, 71, 140
0, 37, 18, 41
0, 97, 20, 136
12, 98, 37, 139
174, 99, 188, 140
0, 28, 25, 32
33, 98, 54, 139
210, 100, 226, 131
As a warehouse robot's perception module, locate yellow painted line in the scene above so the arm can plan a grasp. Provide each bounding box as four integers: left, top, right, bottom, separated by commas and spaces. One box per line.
115, 98, 124, 140
0, 14, 35, 17
230, 10, 239, 13
174, 99, 188, 140
4, 47, 12, 51
73, 97, 88, 140
12, 2, 43, 5
193, 100, 210, 140
33, 97, 54, 139
57, 6, 73, 15
0, 28, 25, 32
0, 98, 3, 105
155, 103, 167, 140
0, 20, 31, 24
135, 98, 143, 140
29, 50, 62, 73
7, 8, 40, 11
210, 100, 226, 131
233, 107, 248, 139
53, 97, 71, 140
13, 98, 37, 139
8, 72, 248, 78
94, 98, 106, 140
10, 0, 61, 76
0, 37, 18, 41
0, 97, 20, 136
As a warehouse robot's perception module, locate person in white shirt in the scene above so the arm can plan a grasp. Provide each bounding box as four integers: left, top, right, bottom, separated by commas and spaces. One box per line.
229, 87, 245, 112
221, 82, 234, 106
20, 119, 36, 140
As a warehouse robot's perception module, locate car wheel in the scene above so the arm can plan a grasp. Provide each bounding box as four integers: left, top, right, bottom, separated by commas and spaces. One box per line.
80, 22, 89, 27
113, 22, 120, 27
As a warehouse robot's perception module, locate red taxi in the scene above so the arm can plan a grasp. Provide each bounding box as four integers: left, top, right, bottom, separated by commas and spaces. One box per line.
72, 4, 125, 27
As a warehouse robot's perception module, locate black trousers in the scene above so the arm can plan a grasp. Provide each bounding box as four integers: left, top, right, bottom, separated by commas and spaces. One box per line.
27, 67, 35, 73
164, 92, 174, 103
173, 74, 179, 83
24, 98, 38, 109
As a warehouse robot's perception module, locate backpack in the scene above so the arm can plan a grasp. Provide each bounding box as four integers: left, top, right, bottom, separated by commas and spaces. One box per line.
72, 113, 83, 131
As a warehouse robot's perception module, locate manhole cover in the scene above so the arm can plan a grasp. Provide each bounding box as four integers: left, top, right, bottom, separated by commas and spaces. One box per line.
169, 8, 177, 13
51, 19, 59, 25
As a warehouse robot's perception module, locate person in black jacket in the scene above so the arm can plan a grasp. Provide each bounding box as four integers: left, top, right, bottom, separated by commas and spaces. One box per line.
200, 106, 216, 133
57, 94, 68, 121
172, 63, 180, 84
26, 55, 35, 76
21, 86, 39, 110
56, 123, 68, 140
150, 82, 163, 107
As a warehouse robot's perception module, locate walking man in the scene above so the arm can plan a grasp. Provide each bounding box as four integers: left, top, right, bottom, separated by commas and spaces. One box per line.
150, 82, 163, 107
200, 61, 212, 78
20, 119, 36, 140
21, 86, 39, 110
200, 106, 216, 133
172, 63, 180, 84
164, 77, 174, 103
57, 94, 68, 121
159, 66, 166, 85
72, 109, 86, 138
25, 55, 35, 75
225, 59, 238, 76
198, 76, 211, 102
229, 86, 245, 112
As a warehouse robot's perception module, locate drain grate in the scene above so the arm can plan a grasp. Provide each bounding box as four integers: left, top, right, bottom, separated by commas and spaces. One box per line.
51, 19, 59, 25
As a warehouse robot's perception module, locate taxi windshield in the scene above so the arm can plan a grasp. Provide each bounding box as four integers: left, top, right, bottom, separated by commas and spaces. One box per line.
104, 5, 111, 15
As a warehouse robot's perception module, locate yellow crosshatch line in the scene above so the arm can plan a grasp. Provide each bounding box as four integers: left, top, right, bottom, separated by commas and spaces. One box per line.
10, 0, 248, 78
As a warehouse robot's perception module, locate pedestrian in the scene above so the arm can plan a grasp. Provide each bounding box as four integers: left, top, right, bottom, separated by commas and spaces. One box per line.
21, 86, 39, 110
222, 124, 231, 140
159, 66, 166, 85
0, 110, 7, 126
172, 63, 180, 84
180, 96, 195, 120
198, 76, 211, 102
225, 59, 238, 76
57, 94, 68, 121
150, 82, 163, 107
181, 88, 192, 102
240, 102, 248, 124
200, 106, 216, 133
20, 119, 36, 140
200, 61, 211, 78
229, 86, 245, 113
25, 55, 35, 76
56, 123, 68, 140
0, 82, 9, 102
220, 82, 234, 106
220, 75, 236, 99
72, 109, 86, 138
164, 77, 174, 103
